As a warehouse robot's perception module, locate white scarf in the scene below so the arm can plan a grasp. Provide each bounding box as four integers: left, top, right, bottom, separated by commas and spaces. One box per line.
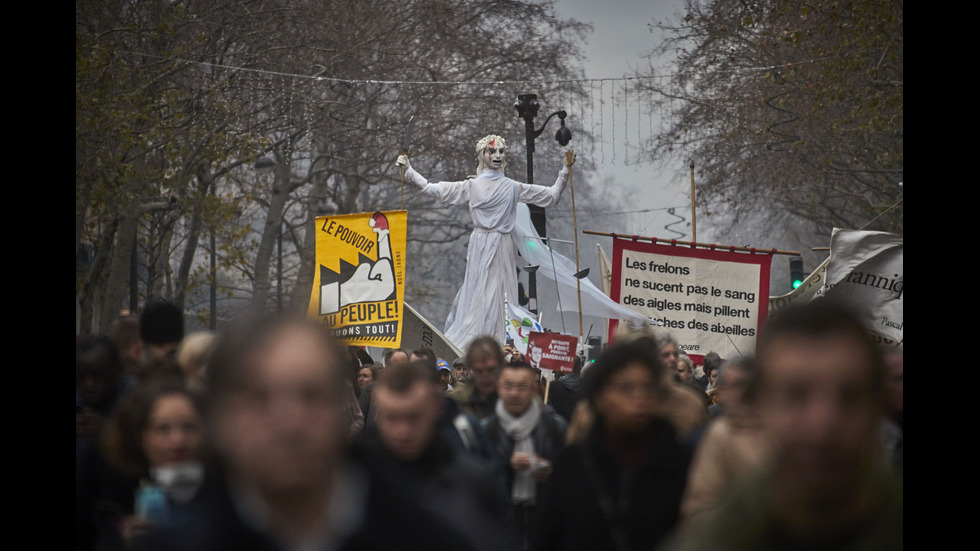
495, 398, 541, 503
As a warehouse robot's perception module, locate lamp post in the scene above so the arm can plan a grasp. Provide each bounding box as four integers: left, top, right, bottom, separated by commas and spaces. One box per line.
514, 94, 572, 237
514, 93, 572, 317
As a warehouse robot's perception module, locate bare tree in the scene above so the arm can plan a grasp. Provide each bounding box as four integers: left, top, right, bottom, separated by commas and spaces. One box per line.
219, 0, 593, 323
77, 0, 592, 333
637, 0, 902, 251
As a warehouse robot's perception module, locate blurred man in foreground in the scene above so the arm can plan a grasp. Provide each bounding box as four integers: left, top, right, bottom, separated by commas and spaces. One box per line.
663, 302, 902, 551
134, 315, 469, 551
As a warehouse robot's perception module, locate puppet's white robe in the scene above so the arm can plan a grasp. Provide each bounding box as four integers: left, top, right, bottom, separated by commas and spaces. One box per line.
404, 166, 569, 351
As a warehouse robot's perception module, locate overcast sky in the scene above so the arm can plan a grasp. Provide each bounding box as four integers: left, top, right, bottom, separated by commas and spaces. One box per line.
504, 1, 694, 339
545, 0, 804, 303
547, 0, 701, 242
555, 0, 680, 79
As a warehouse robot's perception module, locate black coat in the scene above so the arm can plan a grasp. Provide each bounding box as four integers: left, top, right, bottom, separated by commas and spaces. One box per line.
356, 426, 516, 551
533, 418, 692, 551
76, 441, 140, 551
481, 404, 568, 494
546, 374, 584, 422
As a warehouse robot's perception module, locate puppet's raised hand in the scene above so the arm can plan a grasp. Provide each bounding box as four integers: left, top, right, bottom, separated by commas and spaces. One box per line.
396, 154, 411, 170
564, 150, 576, 167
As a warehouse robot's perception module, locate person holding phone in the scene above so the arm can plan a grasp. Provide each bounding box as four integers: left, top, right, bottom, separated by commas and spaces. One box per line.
80, 377, 205, 550
483, 361, 568, 550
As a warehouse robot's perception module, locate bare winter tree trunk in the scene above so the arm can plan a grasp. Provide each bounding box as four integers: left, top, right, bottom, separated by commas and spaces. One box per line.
100, 212, 138, 334
77, 216, 118, 335
174, 173, 213, 310
250, 160, 295, 313
146, 211, 177, 302
288, 199, 322, 313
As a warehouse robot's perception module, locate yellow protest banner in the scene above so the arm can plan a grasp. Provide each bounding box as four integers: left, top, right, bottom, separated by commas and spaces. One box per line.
307, 210, 407, 347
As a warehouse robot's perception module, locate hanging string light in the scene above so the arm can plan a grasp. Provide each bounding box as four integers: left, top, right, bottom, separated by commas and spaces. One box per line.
86, 45, 841, 172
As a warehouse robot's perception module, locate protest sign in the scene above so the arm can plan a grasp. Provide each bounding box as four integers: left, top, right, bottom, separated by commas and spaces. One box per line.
813, 228, 903, 345
400, 302, 463, 361
610, 240, 772, 361
307, 210, 407, 347
526, 332, 578, 373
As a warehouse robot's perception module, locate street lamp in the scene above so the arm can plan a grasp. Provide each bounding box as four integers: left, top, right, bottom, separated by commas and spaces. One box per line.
515, 93, 571, 317
514, 93, 572, 237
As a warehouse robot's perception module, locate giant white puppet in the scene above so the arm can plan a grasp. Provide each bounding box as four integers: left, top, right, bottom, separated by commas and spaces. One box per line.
396, 135, 574, 351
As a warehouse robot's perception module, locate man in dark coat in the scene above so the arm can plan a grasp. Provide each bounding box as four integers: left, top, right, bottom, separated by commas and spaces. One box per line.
483, 361, 568, 549
361, 360, 514, 551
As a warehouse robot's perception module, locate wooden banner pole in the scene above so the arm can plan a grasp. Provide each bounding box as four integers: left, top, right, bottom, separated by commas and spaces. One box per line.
567, 150, 584, 341
582, 230, 801, 257
690, 160, 697, 244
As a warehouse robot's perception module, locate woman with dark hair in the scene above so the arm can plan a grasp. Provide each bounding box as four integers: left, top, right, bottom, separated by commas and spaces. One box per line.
533, 342, 692, 551
98, 377, 205, 547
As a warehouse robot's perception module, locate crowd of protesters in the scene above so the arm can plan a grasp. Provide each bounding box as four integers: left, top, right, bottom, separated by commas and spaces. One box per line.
78, 299, 902, 551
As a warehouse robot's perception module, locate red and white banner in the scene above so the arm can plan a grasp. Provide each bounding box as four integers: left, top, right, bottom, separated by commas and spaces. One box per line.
610, 240, 772, 363
526, 332, 579, 373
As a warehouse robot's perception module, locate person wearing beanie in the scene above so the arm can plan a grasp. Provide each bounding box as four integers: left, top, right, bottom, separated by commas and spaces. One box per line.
140, 300, 184, 362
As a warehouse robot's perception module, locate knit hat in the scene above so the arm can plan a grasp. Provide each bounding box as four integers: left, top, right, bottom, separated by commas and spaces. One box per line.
140, 300, 184, 346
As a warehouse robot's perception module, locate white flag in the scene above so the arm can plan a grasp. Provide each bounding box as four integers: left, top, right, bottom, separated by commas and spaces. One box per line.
813, 228, 903, 344
504, 300, 543, 355
513, 204, 650, 324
